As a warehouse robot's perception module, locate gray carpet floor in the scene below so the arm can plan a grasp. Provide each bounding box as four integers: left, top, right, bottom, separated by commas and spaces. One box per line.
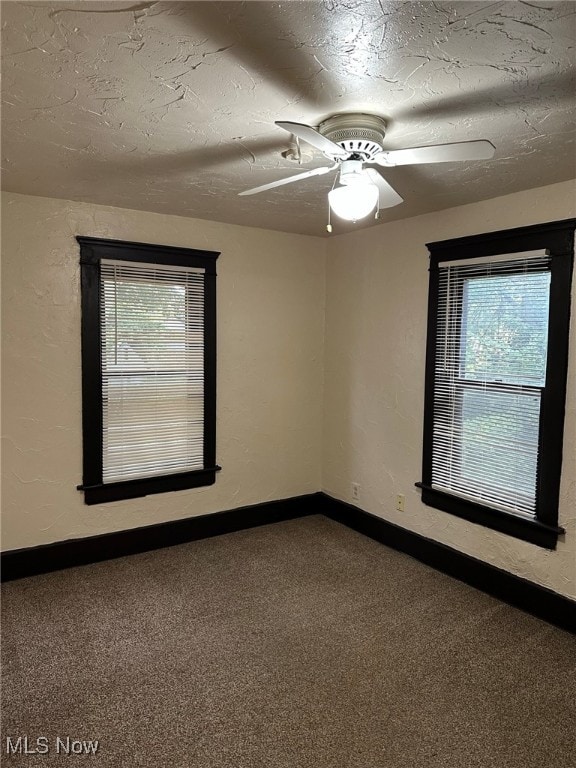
2, 515, 575, 767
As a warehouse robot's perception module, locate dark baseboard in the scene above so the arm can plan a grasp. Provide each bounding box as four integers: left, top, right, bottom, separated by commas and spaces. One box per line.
1, 493, 320, 582
318, 494, 576, 634
3, 491, 574, 634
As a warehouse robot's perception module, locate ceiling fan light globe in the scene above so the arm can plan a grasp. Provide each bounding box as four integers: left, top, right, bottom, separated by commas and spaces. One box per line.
328, 183, 379, 221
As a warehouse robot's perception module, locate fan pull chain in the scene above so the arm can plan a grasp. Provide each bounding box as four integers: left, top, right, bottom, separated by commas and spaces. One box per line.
326, 173, 338, 233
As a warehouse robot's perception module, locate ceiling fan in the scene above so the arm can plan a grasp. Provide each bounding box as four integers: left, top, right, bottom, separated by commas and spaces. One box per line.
239, 114, 495, 227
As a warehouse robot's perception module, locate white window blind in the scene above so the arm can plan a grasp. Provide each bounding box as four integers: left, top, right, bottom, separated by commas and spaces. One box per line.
431, 252, 551, 518
100, 259, 205, 483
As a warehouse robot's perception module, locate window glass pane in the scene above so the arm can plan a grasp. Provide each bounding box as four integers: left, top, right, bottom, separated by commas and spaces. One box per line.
103, 373, 204, 480
461, 272, 550, 385
460, 388, 540, 512
103, 279, 188, 371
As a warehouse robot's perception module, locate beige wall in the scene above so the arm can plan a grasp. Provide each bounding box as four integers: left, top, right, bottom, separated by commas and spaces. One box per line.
1, 192, 326, 550
2, 182, 575, 599
323, 180, 576, 598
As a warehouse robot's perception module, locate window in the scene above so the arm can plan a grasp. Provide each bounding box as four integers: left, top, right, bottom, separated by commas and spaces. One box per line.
78, 237, 219, 504
419, 220, 575, 549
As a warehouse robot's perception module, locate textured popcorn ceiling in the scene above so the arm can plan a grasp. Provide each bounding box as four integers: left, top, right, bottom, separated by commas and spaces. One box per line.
1, 1, 575, 236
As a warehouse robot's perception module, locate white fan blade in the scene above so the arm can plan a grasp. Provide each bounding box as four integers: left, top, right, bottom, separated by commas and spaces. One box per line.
276, 121, 348, 159
373, 140, 495, 167
238, 164, 337, 196
364, 168, 403, 208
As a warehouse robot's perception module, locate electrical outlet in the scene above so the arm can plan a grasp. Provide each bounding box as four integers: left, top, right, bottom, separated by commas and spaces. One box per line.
396, 494, 405, 512
352, 483, 360, 501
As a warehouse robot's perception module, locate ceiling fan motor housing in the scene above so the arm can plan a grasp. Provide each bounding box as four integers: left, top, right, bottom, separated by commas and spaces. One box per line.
320, 113, 387, 161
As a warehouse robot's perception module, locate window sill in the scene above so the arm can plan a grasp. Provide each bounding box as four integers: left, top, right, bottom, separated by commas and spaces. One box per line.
415, 483, 563, 549
79, 466, 221, 505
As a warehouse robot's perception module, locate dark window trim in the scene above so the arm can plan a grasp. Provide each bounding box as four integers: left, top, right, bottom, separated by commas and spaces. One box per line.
77, 236, 220, 505
419, 219, 575, 549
